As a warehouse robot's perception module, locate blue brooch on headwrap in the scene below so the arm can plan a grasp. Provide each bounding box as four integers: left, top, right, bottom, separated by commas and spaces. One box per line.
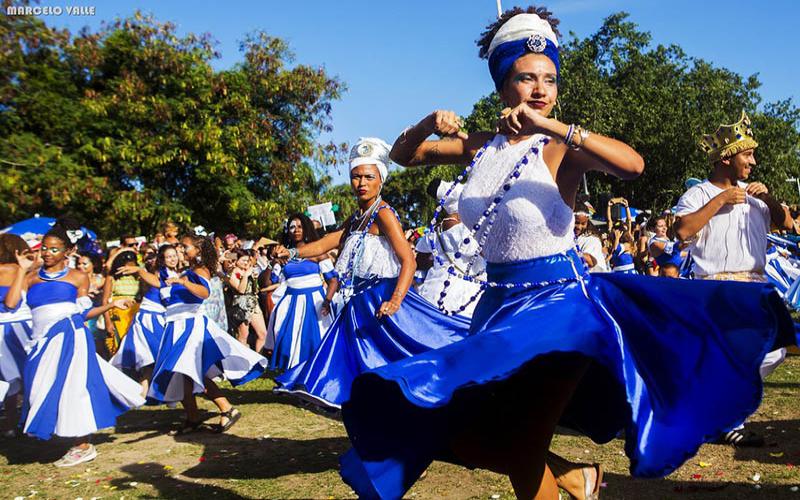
486, 13, 560, 91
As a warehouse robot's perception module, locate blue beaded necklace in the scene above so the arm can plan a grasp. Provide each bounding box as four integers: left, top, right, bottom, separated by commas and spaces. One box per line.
425, 135, 582, 315
38, 265, 69, 281
339, 203, 397, 293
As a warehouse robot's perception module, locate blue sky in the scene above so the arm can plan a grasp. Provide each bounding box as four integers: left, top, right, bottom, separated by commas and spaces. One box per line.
41, 0, 799, 182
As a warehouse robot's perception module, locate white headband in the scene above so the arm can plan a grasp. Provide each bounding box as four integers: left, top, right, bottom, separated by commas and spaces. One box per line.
349, 137, 392, 182
437, 181, 464, 215
487, 13, 559, 59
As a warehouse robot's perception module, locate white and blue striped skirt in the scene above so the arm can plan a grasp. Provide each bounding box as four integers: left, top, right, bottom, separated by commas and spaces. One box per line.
22, 311, 145, 440
148, 306, 268, 403
0, 318, 33, 397
268, 278, 333, 371
110, 298, 166, 372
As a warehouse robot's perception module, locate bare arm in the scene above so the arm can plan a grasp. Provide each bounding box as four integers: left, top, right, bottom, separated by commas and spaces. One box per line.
4, 250, 36, 309
499, 105, 644, 180
746, 183, 793, 230
101, 275, 115, 332
389, 110, 494, 167
674, 188, 743, 241
117, 264, 161, 288
228, 269, 250, 294
168, 268, 211, 300
375, 207, 416, 318
296, 230, 345, 259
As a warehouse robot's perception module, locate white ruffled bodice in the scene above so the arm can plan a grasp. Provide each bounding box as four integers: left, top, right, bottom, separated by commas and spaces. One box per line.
30, 301, 83, 340
459, 134, 575, 263
336, 232, 401, 280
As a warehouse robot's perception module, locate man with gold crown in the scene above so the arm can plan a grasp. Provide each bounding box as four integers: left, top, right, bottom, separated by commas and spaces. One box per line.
674, 110, 794, 447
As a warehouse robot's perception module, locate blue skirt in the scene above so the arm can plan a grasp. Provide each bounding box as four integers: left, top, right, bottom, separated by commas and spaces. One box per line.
275, 278, 470, 409
23, 314, 145, 440
111, 308, 165, 372
339, 250, 795, 499
0, 319, 32, 397
149, 312, 267, 403
269, 284, 332, 371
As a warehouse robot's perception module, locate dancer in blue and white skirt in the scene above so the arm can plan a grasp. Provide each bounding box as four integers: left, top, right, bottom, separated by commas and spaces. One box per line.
20, 223, 145, 467
111, 244, 180, 395
268, 213, 337, 371
273, 138, 469, 409
337, 11, 794, 499
149, 234, 267, 435
0, 234, 35, 435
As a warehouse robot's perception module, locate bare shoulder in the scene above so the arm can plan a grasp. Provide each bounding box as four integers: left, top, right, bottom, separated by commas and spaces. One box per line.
68, 268, 89, 286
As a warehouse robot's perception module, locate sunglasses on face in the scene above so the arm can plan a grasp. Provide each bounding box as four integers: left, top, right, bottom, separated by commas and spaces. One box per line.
40, 246, 64, 254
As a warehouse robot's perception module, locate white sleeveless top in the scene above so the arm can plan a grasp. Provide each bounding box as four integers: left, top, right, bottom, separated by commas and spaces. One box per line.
336, 232, 401, 280
459, 134, 575, 263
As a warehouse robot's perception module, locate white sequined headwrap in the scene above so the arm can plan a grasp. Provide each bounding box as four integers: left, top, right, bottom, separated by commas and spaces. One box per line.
349, 137, 392, 182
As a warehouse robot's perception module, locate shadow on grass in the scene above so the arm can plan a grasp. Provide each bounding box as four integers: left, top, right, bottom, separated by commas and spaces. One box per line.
171, 432, 350, 480
110, 462, 245, 499
603, 471, 799, 499
0, 433, 115, 465
732, 418, 800, 466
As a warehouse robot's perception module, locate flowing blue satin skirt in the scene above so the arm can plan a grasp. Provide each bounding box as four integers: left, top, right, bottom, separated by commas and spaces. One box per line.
274, 277, 470, 409
339, 250, 795, 499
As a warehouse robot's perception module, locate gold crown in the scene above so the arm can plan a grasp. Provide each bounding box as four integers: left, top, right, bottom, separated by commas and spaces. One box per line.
699, 111, 758, 162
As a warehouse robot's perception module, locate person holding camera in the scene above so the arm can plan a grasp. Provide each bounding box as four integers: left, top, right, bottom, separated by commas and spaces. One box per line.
228, 249, 269, 354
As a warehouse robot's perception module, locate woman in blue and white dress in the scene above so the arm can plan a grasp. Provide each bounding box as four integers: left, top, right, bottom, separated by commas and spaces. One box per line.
609, 229, 637, 274
273, 138, 470, 409
337, 11, 794, 499
648, 216, 684, 270
149, 234, 267, 435
0, 234, 35, 435
111, 244, 179, 395
20, 225, 145, 467
267, 214, 338, 371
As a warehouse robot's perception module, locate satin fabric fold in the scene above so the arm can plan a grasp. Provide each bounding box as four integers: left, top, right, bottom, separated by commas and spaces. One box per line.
274, 277, 470, 409
340, 250, 794, 499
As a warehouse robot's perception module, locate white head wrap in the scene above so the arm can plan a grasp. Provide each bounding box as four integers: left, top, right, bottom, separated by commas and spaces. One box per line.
487, 14, 559, 59
349, 137, 392, 182
437, 181, 464, 215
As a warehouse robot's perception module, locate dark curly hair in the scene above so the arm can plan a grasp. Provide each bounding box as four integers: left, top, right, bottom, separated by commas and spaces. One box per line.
476, 5, 561, 59
186, 234, 219, 272
43, 216, 82, 250
282, 213, 320, 248
0, 234, 29, 264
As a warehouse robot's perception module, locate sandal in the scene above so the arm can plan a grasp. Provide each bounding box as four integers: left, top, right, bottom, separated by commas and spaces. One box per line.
214, 408, 241, 433
582, 463, 603, 500
168, 419, 204, 436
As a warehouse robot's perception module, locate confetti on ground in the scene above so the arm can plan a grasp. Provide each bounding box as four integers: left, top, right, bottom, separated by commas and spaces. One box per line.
691, 474, 702, 480
753, 473, 762, 482
771, 452, 785, 458
699, 461, 711, 467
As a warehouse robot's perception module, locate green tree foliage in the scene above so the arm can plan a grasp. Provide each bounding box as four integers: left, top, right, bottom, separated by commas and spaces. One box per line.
385, 12, 799, 226
0, 3, 346, 238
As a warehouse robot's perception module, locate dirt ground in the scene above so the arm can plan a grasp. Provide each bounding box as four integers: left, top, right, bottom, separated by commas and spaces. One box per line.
1, 357, 799, 499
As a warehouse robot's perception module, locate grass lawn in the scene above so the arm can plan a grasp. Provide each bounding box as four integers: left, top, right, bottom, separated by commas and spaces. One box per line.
1, 356, 799, 499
